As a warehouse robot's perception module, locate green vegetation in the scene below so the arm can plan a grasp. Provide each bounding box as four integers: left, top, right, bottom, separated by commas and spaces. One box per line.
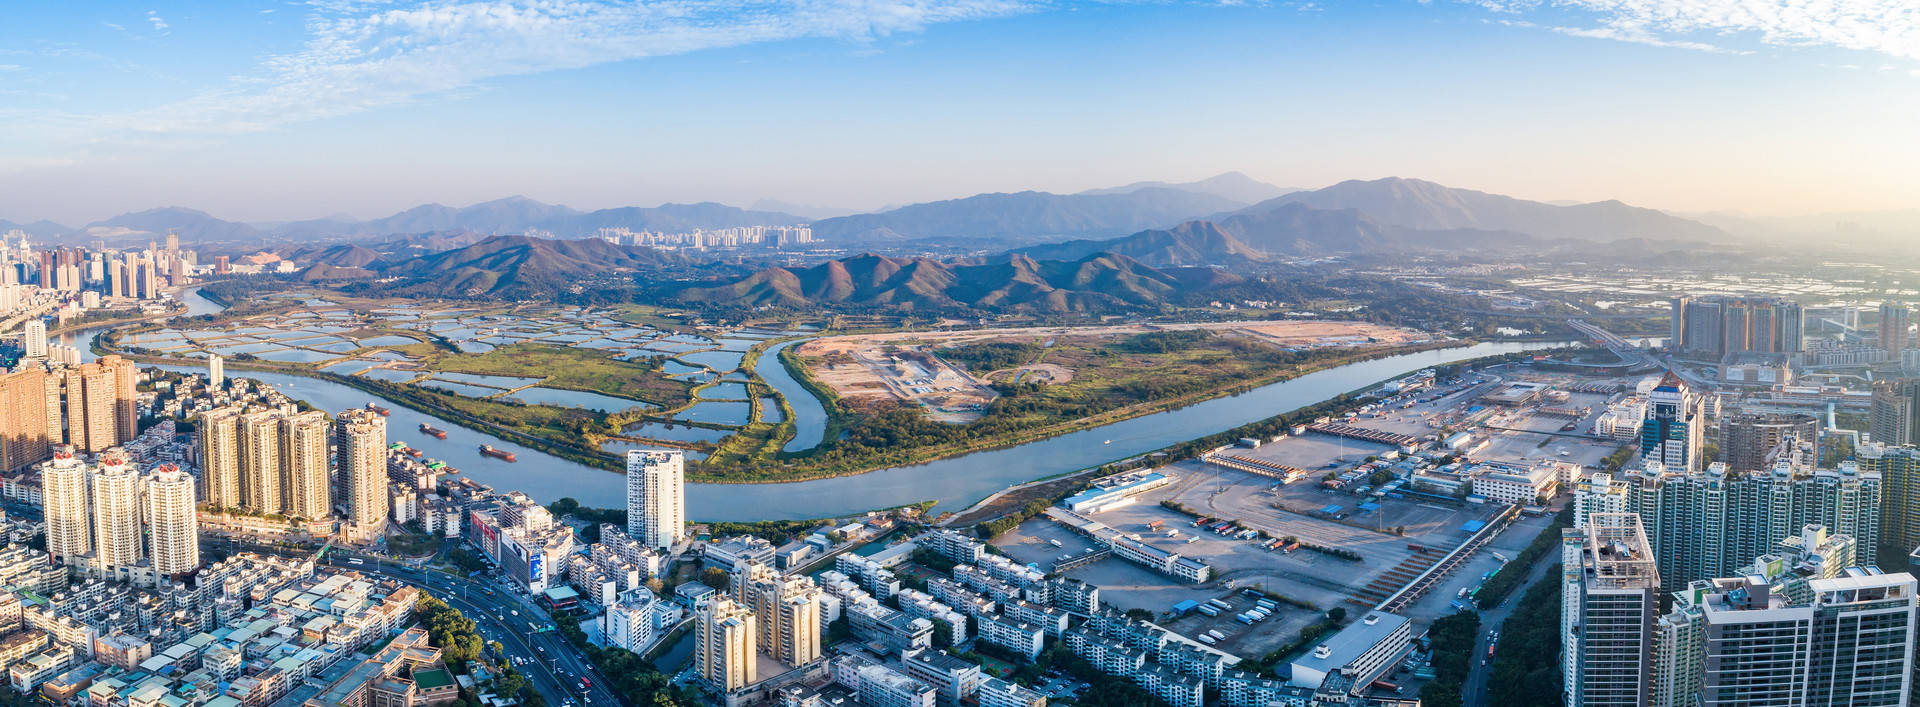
421, 342, 692, 407
1419, 610, 1483, 707
1476, 506, 1573, 609
978, 499, 1053, 539
1601, 443, 1635, 472
414, 595, 488, 666
939, 340, 1043, 372
1487, 564, 1565, 707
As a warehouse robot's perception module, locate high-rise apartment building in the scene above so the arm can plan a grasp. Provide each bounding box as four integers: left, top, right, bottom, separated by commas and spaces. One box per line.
1857, 442, 1920, 563
198, 407, 243, 509
281, 411, 331, 520
22, 319, 46, 359
696, 597, 757, 693
1640, 373, 1703, 473
1561, 512, 1662, 707
239, 411, 284, 515
1716, 411, 1819, 474
337, 408, 389, 539
1670, 295, 1805, 359
207, 354, 224, 388
731, 562, 824, 668
54, 356, 138, 453
1585, 459, 1882, 594
626, 449, 685, 550
89, 454, 145, 574
1658, 570, 1915, 707
40, 451, 92, 565
0, 368, 50, 473
144, 465, 200, 576
1870, 379, 1920, 447
1884, 301, 1911, 359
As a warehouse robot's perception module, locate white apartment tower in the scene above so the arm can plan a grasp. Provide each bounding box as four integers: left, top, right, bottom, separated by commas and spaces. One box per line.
337, 408, 389, 540
22, 319, 46, 359
89, 454, 145, 573
144, 465, 200, 576
1563, 512, 1662, 707
626, 449, 685, 550
40, 451, 92, 565
207, 354, 224, 387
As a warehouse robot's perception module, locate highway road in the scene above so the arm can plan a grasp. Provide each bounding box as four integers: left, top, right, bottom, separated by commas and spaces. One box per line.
1460, 551, 1559, 707
322, 548, 626, 707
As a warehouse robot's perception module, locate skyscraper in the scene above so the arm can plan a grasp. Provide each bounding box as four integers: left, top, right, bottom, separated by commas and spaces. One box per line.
40, 450, 92, 566
239, 411, 284, 515
1870, 379, 1920, 447
337, 408, 389, 539
1669, 295, 1804, 359
281, 411, 332, 520
207, 354, 224, 388
1660, 569, 1915, 707
1857, 442, 1920, 563
0, 368, 50, 473
1884, 300, 1911, 359
56, 356, 138, 453
1640, 373, 1702, 473
21, 319, 46, 359
89, 453, 144, 574
1562, 513, 1662, 707
198, 407, 243, 509
1587, 459, 1883, 594
144, 464, 200, 576
696, 597, 758, 693
626, 449, 685, 550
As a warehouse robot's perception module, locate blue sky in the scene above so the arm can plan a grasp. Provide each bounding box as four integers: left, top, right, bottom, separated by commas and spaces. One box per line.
1, 0, 1917, 225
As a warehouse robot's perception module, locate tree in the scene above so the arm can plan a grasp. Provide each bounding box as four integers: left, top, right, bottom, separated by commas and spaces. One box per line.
1327, 607, 1347, 623
701, 567, 731, 590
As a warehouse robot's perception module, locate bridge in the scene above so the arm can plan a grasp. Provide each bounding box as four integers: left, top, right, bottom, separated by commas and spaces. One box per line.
1566, 318, 1711, 388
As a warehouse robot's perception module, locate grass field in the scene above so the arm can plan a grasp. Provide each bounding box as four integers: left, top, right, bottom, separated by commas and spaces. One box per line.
418, 342, 694, 407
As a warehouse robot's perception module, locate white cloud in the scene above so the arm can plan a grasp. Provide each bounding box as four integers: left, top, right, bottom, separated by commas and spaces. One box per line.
90, 0, 1038, 139
1472, 0, 1920, 61
147, 10, 169, 31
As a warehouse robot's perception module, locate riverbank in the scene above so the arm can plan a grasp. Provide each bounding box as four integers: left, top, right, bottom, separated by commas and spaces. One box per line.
691, 338, 1466, 485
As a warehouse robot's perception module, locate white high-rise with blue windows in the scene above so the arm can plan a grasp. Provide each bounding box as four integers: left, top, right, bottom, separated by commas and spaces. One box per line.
626, 449, 685, 550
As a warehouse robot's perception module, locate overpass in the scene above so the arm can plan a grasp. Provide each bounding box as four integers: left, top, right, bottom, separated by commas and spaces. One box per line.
1566, 319, 1711, 388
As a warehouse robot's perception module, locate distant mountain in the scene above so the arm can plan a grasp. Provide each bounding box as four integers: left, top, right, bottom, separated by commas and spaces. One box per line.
1080, 171, 1292, 204
1215, 203, 1534, 255
1242, 177, 1727, 242
751, 198, 860, 220
305, 244, 388, 269
80, 207, 262, 243
269, 197, 803, 240
1013, 221, 1272, 266
374, 234, 684, 297
809, 188, 1246, 245
557, 202, 803, 233
0, 219, 73, 241
677, 251, 1242, 313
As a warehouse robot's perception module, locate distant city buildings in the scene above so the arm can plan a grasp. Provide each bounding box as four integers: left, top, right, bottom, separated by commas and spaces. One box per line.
597, 225, 813, 250
1669, 295, 1804, 360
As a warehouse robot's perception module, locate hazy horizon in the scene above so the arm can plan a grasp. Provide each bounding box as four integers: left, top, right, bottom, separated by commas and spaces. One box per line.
3, 0, 1917, 225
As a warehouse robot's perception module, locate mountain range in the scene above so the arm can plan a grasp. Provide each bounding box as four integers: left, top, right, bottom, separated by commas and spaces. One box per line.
4, 173, 1746, 254
297, 234, 688, 298
675, 251, 1242, 313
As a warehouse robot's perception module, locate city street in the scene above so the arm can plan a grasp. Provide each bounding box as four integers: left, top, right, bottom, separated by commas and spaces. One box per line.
1461, 553, 1558, 707
323, 548, 624, 707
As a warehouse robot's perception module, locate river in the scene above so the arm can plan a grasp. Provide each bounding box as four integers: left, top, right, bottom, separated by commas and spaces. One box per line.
67, 295, 1564, 520
755, 339, 828, 452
